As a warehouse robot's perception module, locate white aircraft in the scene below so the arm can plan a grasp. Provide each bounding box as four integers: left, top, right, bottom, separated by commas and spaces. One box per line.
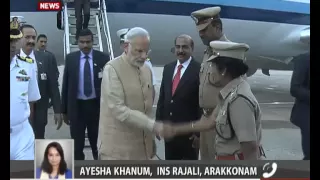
10, 0, 309, 77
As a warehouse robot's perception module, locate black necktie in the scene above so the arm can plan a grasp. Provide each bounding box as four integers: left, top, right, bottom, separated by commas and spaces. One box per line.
83, 55, 92, 97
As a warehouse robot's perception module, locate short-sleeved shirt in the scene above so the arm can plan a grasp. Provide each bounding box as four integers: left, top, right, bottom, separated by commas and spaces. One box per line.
10, 56, 41, 127
214, 77, 262, 155
20, 49, 38, 77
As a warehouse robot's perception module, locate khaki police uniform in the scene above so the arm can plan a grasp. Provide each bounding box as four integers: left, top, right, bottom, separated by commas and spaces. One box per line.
191, 6, 230, 161
206, 41, 263, 160
10, 29, 41, 160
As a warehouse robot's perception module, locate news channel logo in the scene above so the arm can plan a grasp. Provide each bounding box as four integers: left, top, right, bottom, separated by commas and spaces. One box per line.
262, 162, 278, 178
35, 139, 74, 179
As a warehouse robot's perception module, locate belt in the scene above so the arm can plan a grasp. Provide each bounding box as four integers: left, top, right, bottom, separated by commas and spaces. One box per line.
202, 108, 214, 117
215, 146, 265, 160
216, 153, 244, 160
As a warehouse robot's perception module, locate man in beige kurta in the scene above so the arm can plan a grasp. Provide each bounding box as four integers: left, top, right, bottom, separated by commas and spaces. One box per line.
97, 27, 164, 160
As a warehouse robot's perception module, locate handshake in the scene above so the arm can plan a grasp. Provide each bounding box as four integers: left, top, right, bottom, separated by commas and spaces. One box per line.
153, 121, 176, 140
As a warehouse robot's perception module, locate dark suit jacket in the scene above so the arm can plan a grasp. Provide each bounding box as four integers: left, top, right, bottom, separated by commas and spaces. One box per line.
38, 50, 60, 84
290, 52, 310, 128
156, 58, 202, 127
33, 51, 61, 124
46, 50, 59, 76
61, 49, 109, 122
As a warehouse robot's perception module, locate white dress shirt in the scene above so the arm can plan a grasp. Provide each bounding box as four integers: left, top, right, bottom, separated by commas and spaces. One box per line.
172, 56, 192, 79
20, 49, 37, 75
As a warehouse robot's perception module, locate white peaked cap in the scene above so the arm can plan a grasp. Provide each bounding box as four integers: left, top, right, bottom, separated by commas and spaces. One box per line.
116, 28, 130, 39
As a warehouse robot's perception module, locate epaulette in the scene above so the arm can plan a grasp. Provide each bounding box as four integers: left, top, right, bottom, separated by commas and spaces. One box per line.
205, 47, 213, 56
16, 54, 34, 63
146, 58, 150, 61
228, 86, 256, 112
228, 87, 239, 103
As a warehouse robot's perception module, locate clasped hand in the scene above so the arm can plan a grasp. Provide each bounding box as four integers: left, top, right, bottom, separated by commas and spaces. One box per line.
153, 121, 176, 140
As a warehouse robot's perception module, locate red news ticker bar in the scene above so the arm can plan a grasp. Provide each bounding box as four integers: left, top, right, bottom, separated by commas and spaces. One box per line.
261, 178, 310, 180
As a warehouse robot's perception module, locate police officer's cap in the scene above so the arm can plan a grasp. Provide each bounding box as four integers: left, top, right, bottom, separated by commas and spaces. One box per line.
117, 28, 130, 42
191, 6, 221, 31
207, 41, 249, 62
10, 28, 23, 41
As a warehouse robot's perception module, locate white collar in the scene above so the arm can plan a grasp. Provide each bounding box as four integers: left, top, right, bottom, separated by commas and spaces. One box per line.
20, 48, 35, 60
81, 49, 93, 59
176, 56, 192, 68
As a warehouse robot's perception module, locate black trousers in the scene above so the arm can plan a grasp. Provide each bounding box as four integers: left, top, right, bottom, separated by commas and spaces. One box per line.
300, 123, 310, 160
33, 121, 46, 139
70, 99, 99, 160
32, 103, 48, 139
75, 0, 90, 38
165, 134, 199, 160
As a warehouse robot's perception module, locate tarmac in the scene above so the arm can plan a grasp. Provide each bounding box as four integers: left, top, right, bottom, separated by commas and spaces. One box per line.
45, 67, 302, 160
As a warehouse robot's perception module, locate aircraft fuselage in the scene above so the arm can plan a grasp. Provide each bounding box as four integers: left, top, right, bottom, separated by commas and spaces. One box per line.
10, 0, 310, 75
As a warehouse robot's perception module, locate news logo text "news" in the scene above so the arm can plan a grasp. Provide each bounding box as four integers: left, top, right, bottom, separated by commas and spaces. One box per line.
37, 2, 62, 11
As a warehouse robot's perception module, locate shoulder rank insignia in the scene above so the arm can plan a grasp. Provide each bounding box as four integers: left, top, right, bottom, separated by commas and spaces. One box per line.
204, 47, 213, 56
228, 87, 239, 103
16, 54, 34, 63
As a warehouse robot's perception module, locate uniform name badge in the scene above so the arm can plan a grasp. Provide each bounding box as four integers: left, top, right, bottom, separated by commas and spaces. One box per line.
98, 71, 103, 78
40, 73, 47, 80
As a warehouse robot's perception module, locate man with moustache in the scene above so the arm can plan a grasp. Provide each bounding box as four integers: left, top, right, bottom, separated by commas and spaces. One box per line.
36, 34, 60, 108
190, 6, 230, 161
10, 28, 41, 160
36, 34, 59, 71
156, 34, 201, 160
98, 27, 169, 160
19, 24, 63, 139
61, 29, 109, 160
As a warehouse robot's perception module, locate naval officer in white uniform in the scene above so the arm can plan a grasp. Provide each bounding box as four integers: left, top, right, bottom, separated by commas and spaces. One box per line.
10, 28, 41, 160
